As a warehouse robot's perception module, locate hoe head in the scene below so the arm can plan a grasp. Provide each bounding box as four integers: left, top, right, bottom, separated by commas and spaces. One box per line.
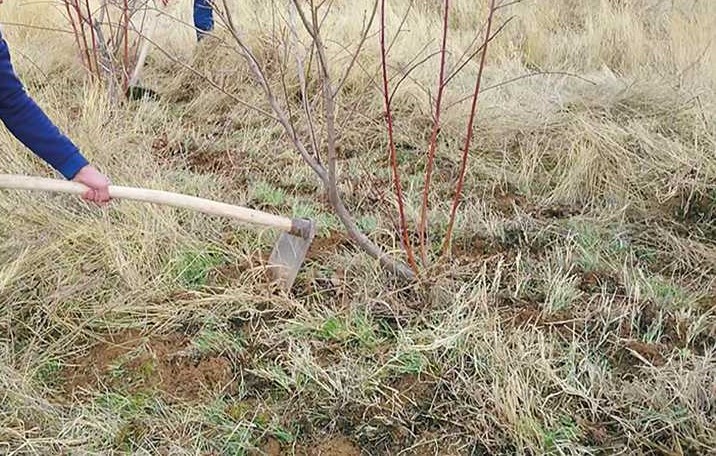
266, 218, 317, 292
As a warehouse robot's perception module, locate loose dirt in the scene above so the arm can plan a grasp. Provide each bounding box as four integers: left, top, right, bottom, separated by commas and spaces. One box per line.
254, 436, 361, 456
310, 437, 361, 456
187, 148, 242, 177
62, 330, 234, 402
259, 438, 282, 456
623, 340, 666, 367
306, 231, 350, 260
392, 374, 435, 408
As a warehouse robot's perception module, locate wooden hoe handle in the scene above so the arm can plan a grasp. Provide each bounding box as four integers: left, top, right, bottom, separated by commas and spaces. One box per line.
0, 174, 300, 234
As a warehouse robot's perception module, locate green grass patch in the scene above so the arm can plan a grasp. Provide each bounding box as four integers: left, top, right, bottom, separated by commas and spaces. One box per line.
293, 311, 381, 349
34, 358, 63, 389
250, 181, 287, 207
192, 323, 245, 355
291, 201, 341, 238
171, 246, 227, 289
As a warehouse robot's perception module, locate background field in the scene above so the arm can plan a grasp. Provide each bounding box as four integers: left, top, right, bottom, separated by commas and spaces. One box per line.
0, 0, 714, 454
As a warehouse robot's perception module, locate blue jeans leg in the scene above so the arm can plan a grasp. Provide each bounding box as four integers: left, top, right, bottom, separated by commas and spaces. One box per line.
194, 0, 214, 41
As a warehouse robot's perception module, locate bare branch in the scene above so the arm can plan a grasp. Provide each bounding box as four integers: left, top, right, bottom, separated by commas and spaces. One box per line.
134, 32, 282, 122
0, 21, 75, 34
442, 16, 514, 89
444, 71, 598, 111
292, 0, 416, 279
217, 0, 329, 182
387, 45, 439, 106
496, 0, 528, 10
385, 0, 416, 57
331, 0, 379, 98
288, 1, 321, 163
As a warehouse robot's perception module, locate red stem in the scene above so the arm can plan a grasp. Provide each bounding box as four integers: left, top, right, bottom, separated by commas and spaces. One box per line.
418, 0, 450, 264
63, 1, 84, 65
68, 0, 94, 77
83, 0, 100, 79
442, 0, 496, 256
380, 0, 419, 274
122, 0, 130, 90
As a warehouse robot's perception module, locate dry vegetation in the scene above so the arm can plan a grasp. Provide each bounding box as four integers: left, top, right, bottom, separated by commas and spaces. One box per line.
1, 0, 715, 454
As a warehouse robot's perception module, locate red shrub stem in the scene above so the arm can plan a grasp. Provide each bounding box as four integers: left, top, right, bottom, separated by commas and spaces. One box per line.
418, 0, 450, 264
442, 0, 496, 256
380, 0, 419, 274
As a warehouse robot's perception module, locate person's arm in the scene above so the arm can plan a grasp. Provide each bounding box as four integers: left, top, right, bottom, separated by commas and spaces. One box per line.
0, 35, 110, 204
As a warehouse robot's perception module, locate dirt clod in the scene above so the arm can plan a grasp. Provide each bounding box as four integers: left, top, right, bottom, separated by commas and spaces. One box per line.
624, 340, 666, 367
257, 437, 282, 456
254, 436, 362, 456
307, 231, 350, 260
310, 437, 361, 456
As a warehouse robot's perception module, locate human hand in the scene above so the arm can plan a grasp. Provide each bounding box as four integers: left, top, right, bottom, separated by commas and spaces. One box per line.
72, 165, 111, 205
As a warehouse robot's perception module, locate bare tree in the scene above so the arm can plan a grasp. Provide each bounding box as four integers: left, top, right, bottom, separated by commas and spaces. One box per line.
206, 0, 502, 281
213, 0, 418, 280
60, 0, 159, 102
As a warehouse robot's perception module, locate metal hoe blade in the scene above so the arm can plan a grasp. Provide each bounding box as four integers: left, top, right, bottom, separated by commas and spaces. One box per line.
267, 218, 317, 291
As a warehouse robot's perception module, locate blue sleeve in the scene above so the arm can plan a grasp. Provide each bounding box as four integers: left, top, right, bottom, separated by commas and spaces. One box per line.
0, 36, 88, 179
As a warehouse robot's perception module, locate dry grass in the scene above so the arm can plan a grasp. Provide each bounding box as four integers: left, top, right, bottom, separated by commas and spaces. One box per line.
0, 0, 714, 454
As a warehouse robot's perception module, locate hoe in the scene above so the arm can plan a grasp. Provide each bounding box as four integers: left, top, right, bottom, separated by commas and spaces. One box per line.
0, 174, 316, 292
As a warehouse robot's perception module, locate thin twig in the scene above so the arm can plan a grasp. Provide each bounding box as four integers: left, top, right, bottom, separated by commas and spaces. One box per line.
442, 16, 513, 88
122, 0, 130, 91
302, 0, 336, 185
83, 0, 101, 79
0, 21, 74, 34
139, 31, 282, 122
496, 0, 528, 10
387, 45, 439, 106
386, 0, 416, 57
288, 1, 321, 163
332, 0, 379, 98
68, 0, 95, 77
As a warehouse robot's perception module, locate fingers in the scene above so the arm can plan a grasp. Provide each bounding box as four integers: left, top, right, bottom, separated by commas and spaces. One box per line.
81, 188, 110, 205
96, 186, 111, 204
72, 165, 111, 206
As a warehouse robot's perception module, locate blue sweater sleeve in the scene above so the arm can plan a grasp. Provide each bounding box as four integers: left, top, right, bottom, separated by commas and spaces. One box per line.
0, 36, 88, 179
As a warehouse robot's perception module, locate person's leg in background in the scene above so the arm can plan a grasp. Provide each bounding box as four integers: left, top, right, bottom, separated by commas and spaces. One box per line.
193, 0, 214, 41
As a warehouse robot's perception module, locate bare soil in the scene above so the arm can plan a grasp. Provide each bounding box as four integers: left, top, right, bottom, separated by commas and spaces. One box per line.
62, 330, 235, 402
309, 437, 362, 456
623, 340, 667, 367
306, 231, 351, 260
254, 436, 361, 456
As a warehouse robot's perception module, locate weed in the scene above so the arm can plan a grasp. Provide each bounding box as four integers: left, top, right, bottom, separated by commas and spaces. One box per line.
34, 358, 62, 389
394, 350, 427, 375
250, 181, 287, 208
171, 247, 226, 289
192, 326, 245, 356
